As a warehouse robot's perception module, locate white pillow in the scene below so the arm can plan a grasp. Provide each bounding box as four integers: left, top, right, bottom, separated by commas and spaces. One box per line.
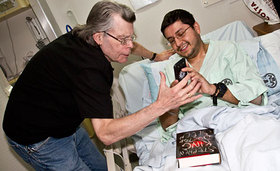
140, 55, 179, 102
255, 30, 280, 96
259, 30, 280, 69
201, 20, 254, 41
119, 59, 151, 114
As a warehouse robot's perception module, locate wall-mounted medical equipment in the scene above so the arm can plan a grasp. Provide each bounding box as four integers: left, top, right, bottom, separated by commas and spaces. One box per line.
25, 16, 48, 49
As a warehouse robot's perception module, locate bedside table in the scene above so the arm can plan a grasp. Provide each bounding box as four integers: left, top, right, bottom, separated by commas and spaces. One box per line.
253, 22, 280, 36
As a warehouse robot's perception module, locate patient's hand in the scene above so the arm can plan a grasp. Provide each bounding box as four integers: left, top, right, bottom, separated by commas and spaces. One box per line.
154, 49, 175, 61
182, 67, 215, 95
156, 72, 202, 129
182, 67, 240, 105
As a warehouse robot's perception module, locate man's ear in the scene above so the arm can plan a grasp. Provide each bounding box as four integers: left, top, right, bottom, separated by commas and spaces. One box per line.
193, 22, 201, 35
93, 32, 103, 45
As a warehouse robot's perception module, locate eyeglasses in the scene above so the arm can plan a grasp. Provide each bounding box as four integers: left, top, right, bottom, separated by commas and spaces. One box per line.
166, 26, 191, 46
103, 31, 136, 46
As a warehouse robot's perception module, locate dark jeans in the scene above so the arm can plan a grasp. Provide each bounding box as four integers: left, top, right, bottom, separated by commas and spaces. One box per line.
7, 127, 107, 171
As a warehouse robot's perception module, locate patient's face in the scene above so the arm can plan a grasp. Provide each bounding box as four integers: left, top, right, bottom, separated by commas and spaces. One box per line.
164, 20, 201, 59
99, 14, 134, 63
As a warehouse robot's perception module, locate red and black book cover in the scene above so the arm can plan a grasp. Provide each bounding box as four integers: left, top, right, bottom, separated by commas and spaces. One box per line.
176, 128, 221, 168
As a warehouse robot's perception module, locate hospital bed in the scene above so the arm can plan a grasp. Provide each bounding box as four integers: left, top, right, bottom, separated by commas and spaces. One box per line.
106, 20, 280, 171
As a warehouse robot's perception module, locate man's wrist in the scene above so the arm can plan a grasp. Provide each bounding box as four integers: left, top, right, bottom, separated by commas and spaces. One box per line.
211, 82, 227, 106
150, 53, 157, 61
210, 84, 218, 96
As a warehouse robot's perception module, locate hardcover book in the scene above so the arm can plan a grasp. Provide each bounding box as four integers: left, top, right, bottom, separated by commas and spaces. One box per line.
176, 128, 221, 168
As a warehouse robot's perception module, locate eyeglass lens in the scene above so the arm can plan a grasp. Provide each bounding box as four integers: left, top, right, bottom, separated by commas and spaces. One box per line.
104, 31, 136, 45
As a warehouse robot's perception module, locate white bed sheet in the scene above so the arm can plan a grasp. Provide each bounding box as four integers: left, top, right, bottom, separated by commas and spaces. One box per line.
132, 103, 280, 171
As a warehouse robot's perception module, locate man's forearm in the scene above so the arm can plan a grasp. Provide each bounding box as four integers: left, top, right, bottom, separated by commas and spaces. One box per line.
91, 100, 168, 145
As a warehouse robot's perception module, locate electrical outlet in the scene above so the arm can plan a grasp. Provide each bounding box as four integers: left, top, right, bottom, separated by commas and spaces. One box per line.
201, 0, 223, 7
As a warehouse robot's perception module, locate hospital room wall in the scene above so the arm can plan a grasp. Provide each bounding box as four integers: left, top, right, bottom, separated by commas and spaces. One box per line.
44, 0, 263, 76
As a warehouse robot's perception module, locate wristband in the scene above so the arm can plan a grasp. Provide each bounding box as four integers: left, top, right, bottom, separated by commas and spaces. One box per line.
211, 83, 219, 106
211, 82, 227, 106
150, 53, 157, 61
216, 82, 227, 98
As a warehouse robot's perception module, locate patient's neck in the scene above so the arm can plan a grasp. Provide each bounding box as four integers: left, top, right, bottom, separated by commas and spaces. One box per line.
188, 43, 208, 71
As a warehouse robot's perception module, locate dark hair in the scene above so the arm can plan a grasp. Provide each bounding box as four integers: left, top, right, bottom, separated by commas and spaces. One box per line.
161, 9, 195, 36
72, 0, 136, 46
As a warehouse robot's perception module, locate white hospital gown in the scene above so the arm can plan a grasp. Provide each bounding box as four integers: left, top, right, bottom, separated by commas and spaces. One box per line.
160, 40, 268, 142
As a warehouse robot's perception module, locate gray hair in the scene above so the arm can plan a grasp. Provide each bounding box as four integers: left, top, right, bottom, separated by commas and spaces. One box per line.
72, 0, 136, 46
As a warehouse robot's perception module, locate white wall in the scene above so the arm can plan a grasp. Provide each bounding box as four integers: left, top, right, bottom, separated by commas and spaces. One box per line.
44, 0, 263, 75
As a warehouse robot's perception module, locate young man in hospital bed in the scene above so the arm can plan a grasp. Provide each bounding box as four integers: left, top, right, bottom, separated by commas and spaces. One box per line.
124, 9, 280, 171
157, 9, 267, 144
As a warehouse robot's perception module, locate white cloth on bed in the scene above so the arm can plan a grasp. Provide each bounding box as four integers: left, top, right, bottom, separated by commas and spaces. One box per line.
259, 29, 280, 68
216, 112, 280, 171
239, 29, 280, 96
133, 104, 280, 171
201, 21, 254, 41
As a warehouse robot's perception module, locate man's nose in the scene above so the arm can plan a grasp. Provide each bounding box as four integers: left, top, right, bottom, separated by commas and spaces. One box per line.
174, 37, 183, 47
126, 40, 134, 48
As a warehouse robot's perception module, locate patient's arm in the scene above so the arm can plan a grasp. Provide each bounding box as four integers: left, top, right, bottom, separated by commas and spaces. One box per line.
220, 88, 239, 105
250, 95, 262, 105
207, 85, 263, 105
183, 67, 241, 105
159, 108, 179, 131
132, 42, 174, 61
